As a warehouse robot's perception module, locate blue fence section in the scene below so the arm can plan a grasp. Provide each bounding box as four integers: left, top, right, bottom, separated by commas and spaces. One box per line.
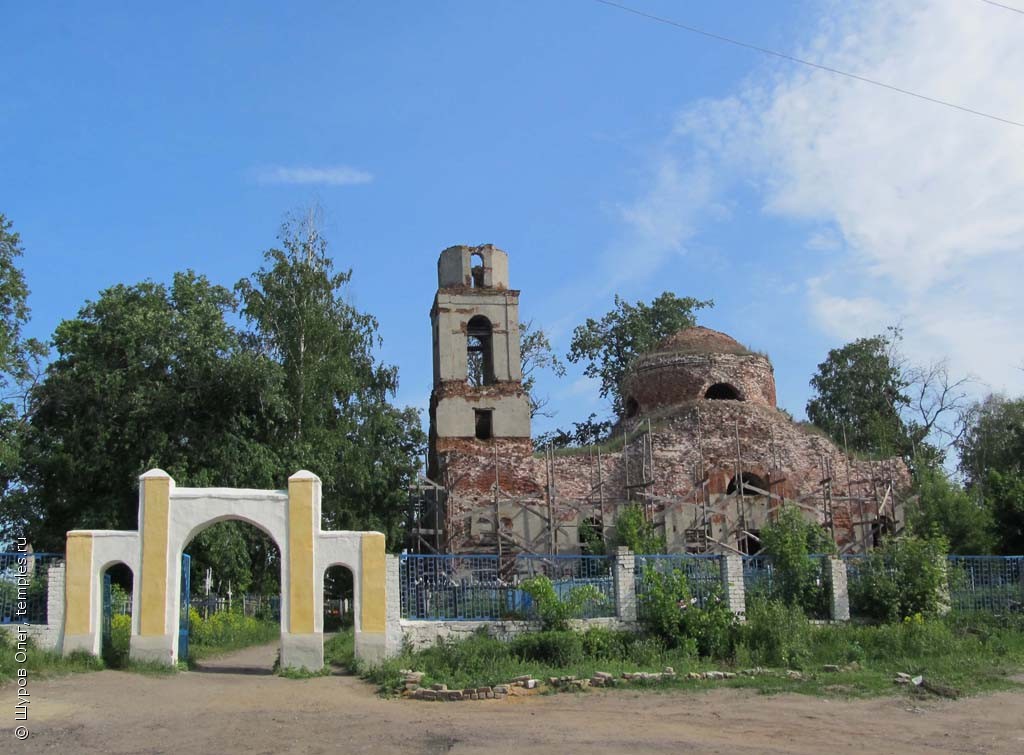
0, 552, 62, 625
844, 554, 1024, 616
947, 556, 1024, 613
634, 554, 722, 616
741, 555, 774, 598
399, 554, 615, 620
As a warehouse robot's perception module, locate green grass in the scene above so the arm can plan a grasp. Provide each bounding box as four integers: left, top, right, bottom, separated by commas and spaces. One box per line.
186, 609, 279, 662
0, 631, 105, 684
277, 664, 331, 679
357, 616, 1024, 700
324, 630, 355, 669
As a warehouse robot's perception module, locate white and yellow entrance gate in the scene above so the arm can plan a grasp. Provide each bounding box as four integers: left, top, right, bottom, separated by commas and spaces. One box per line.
62, 469, 394, 669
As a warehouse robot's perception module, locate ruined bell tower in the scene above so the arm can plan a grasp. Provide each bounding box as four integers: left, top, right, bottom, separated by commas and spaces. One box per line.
427, 244, 532, 482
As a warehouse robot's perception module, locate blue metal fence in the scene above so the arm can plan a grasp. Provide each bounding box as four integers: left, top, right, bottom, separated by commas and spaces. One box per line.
947, 556, 1024, 613
399, 551, 1024, 622
399, 553, 615, 620
741, 555, 774, 598
634, 554, 722, 616
0, 552, 62, 625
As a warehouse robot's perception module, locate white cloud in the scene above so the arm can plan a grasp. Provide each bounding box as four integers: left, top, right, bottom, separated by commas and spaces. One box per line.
628, 0, 1024, 396
256, 165, 373, 186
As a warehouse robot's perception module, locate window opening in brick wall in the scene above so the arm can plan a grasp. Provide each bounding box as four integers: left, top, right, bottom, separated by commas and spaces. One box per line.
474, 409, 493, 440
705, 383, 742, 400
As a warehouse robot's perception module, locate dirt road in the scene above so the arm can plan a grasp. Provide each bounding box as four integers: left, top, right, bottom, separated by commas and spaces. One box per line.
7, 643, 1024, 754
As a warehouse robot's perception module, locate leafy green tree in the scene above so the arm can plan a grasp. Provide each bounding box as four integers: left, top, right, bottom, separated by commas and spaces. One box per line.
13, 213, 425, 584
567, 292, 713, 415
984, 470, 1024, 555
577, 518, 606, 556
533, 412, 614, 449
0, 214, 45, 514
519, 575, 605, 631
759, 505, 835, 616
955, 394, 1024, 555
806, 328, 910, 456
17, 272, 282, 554
235, 215, 425, 543
519, 319, 565, 419
188, 521, 279, 595
612, 503, 665, 554
958, 394, 1024, 489
907, 468, 994, 555
806, 327, 971, 467
847, 535, 949, 622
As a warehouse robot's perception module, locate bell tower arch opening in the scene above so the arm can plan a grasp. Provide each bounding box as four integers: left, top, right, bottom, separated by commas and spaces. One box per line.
466, 315, 494, 386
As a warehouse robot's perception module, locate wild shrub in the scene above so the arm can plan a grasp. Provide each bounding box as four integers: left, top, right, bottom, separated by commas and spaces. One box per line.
638, 566, 734, 657
626, 636, 670, 666
412, 629, 515, 683
638, 567, 691, 647
189, 608, 277, 652
103, 613, 132, 667
739, 598, 812, 669
613, 504, 666, 554
858, 613, 958, 659
759, 505, 834, 617
519, 575, 606, 631
511, 631, 584, 666
580, 627, 631, 660
848, 535, 949, 622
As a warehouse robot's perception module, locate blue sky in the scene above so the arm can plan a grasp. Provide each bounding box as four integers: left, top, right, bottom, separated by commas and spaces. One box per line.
4, 1, 1023, 440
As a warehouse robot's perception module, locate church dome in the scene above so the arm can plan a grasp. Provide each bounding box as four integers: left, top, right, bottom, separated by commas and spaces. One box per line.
619, 327, 776, 418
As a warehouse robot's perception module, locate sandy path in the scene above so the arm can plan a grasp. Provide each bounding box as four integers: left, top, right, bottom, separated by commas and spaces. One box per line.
6, 643, 1024, 754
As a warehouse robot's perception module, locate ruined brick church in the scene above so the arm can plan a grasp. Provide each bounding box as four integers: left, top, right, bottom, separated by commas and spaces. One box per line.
411, 244, 908, 557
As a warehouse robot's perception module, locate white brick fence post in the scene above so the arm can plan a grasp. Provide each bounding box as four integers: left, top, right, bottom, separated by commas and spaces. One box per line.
385, 554, 401, 657
719, 555, 746, 619
614, 547, 637, 622
828, 557, 850, 622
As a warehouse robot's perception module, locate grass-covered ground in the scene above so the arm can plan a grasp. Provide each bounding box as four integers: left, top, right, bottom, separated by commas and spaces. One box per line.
0, 609, 281, 684
185, 608, 279, 663
0, 630, 104, 684
348, 612, 1024, 699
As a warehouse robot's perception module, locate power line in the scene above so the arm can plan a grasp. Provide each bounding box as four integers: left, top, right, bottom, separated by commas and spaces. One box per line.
975, 0, 1024, 15
593, 0, 1024, 129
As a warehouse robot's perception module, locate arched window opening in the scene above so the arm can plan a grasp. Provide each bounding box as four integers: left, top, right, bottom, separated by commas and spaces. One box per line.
727, 472, 770, 498
624, 396, 640, 418
467, 315, 495, 386
101, 562, 134, 667
323, 564, 354, 634
470, 252, 485, 288
705, 383, 742, 401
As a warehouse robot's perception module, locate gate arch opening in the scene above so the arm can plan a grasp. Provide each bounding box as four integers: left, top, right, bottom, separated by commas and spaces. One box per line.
181, 519, 283, 673
100, 561, 133, 667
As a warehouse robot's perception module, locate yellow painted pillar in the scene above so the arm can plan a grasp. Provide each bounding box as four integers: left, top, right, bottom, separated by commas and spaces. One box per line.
62, 532, 96, 656
354, 531, 390, 664
281, 470, 323, 670
129, 469, 177, 664
138, 470, 172, 635
360, 532, 386, 633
